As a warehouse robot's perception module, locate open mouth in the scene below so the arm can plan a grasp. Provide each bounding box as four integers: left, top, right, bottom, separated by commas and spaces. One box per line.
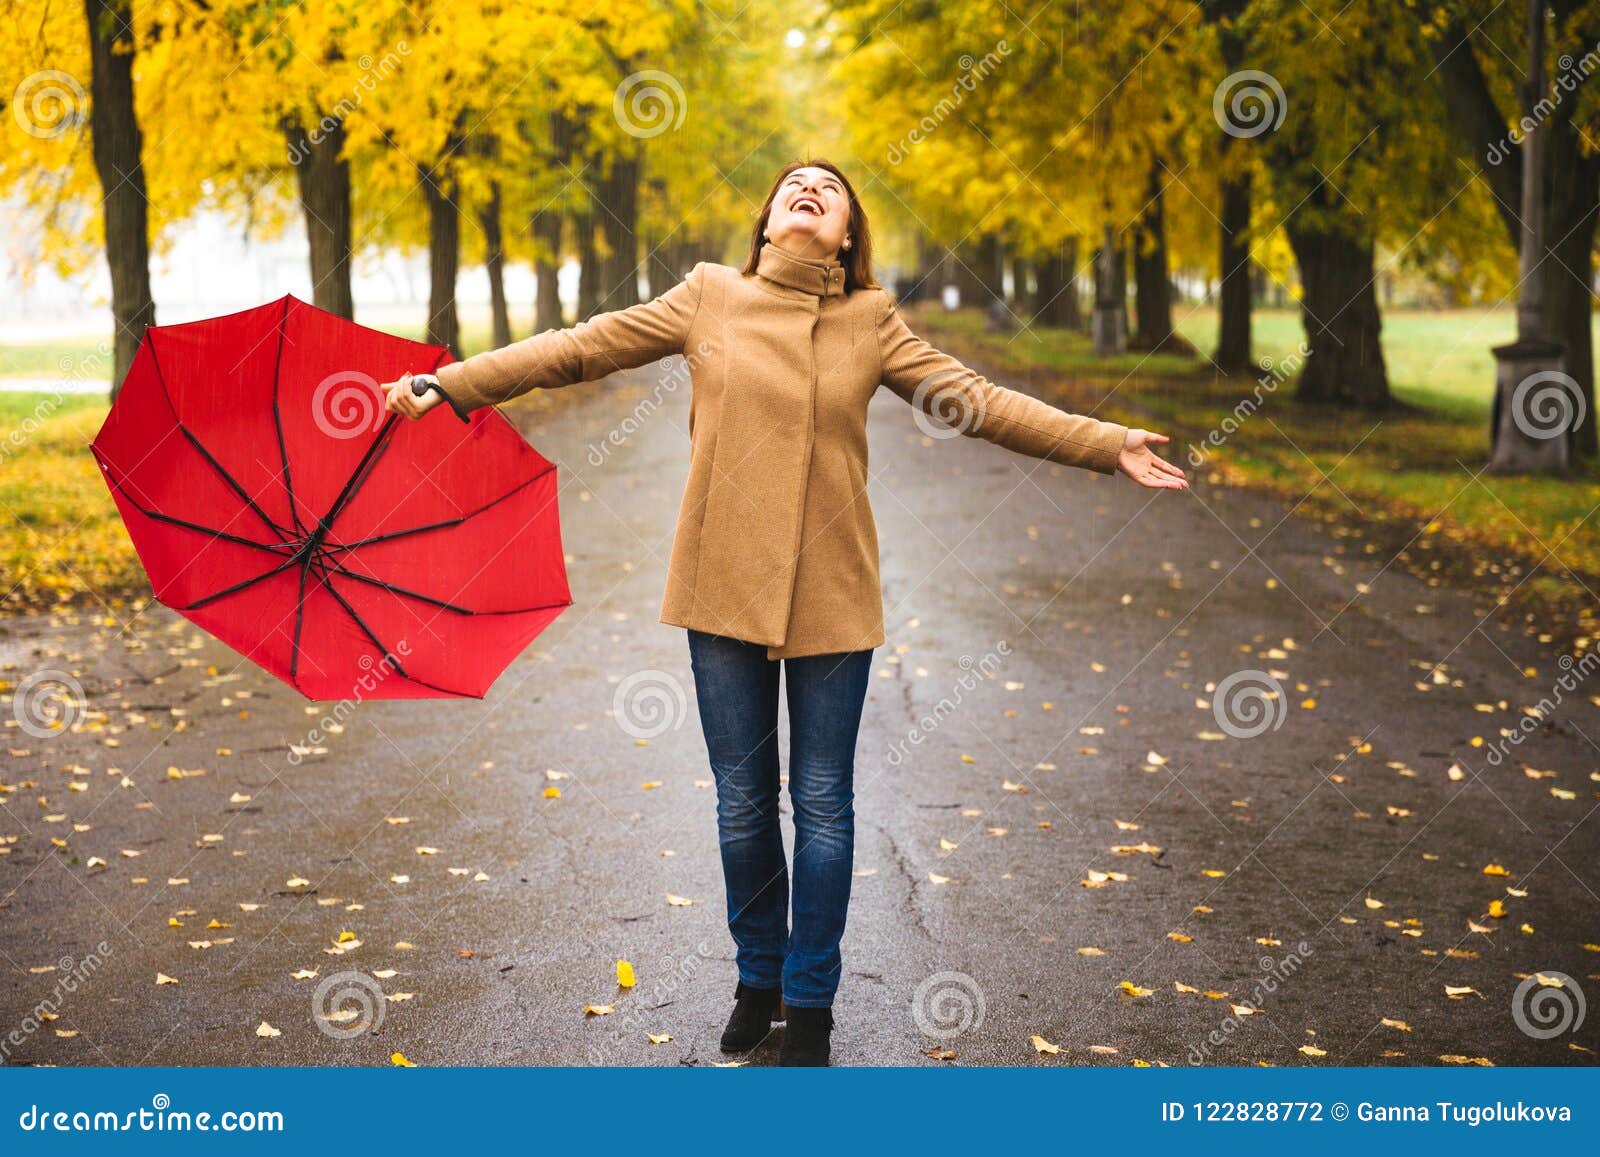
789, 194, 824, 216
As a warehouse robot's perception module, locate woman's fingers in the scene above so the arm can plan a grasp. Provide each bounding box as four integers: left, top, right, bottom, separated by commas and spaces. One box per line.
1117, 433, 1189, 491
382, 375, 430, 421
1135, 453, 1188, 489
383, 375, 409, 415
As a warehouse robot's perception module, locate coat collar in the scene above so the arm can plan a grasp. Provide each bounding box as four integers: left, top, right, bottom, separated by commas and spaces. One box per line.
755, 240, 847, 297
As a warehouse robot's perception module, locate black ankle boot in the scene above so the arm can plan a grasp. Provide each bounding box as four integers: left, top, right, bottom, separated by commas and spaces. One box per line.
720, 981, 783, 1051
779, 1005, 834, 1066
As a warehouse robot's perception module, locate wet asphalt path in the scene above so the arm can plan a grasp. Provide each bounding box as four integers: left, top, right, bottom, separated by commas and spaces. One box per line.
2, 354, 1598, 1067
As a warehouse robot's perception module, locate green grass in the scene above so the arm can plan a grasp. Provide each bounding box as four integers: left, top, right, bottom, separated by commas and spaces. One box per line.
0, 320, 510, 393
915, 304, 1600, 646
0, 390, 107, 425
0, 337, 112, 380
4, 305, 1597, 635
0, 319, 577, 614
1173, 305, 1600, 421
964, 303, 1596, 421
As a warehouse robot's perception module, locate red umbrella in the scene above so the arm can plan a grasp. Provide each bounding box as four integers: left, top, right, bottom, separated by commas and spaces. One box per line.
90, 295, 571, 700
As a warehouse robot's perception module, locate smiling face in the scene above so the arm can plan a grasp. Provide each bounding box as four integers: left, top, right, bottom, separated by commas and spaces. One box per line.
763, 165, 853, 260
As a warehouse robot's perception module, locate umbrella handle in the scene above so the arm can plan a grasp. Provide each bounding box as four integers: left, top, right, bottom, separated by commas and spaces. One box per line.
404, 372, 470, 425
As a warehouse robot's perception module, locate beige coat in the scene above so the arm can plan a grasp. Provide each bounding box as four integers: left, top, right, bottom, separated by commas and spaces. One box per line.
437, 241, 1128, 659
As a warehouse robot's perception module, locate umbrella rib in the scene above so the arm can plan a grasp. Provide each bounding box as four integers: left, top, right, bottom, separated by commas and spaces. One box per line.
177, 554, 302, 611
316, 570, 418, 683
323, 464, 555, 552
316, 574, 482, 697
145, 336, 294, 542
271, 296, 306, 536
96, 453, 293, 555
289, 562, 310, 684
176, 427, 296, 542
317, 412, 401, 535
323, 558, 572, 617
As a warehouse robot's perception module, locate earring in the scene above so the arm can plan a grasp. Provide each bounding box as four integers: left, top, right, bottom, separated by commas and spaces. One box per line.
842, 238, 852, 250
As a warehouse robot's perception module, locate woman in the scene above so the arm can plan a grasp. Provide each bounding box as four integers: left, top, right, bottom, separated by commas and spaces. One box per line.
383, 159, 1187, 1066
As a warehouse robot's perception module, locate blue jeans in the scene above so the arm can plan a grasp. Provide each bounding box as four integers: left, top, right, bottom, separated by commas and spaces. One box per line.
686, 629, 873, 1008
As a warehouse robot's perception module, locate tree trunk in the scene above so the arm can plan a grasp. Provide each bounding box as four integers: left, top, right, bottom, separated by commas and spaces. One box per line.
952, 236, 1004, 309
975, 233, 1005, 306
531, 209, 564, 332
594, 152, 640, 310
1010, 254, 1033, 311
575, 204, 600, 321
479, 181, 511, 348
1091, 226, 1127, 356
1216, 167, 1253, 372
1131, 162, 1174, 352
1286, 221, 1390, 407
1213, 1, 1254, 374
530, 107, 574, 332
1032, 237, 1080, 328
422, 163, 461, 357
1424, 12, 1598, 455
1543, 119, 1599, 457
648, 224, 683, 293
284, 117, 353, 320
951, 240, 982, 307
84, 0, 155, 396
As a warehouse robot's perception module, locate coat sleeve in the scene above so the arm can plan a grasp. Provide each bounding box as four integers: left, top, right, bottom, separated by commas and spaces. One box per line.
434, 262, 708, 416
875, 294, 1127, 474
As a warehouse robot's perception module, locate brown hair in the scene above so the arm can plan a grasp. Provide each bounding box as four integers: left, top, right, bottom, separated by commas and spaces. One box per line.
741, 158, 879, 293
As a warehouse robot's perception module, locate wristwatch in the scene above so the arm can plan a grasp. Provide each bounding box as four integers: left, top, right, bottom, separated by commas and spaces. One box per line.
408, 372, 470, 423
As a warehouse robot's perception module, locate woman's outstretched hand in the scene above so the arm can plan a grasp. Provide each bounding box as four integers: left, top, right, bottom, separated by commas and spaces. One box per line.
1117, 429, 1189, 490
382, 373, 446, 421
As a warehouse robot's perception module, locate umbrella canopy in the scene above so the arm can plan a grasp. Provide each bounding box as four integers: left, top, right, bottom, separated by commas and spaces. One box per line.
90, 295, 571, 700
